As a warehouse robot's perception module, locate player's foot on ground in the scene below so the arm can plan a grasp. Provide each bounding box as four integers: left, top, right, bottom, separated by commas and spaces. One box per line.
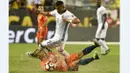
93, 52, 99, 60
93, 39, 100, 47
106, 49, 110, 54
101, 49, 110, 55
26, 52, 39, 59
101, 52, 107, 55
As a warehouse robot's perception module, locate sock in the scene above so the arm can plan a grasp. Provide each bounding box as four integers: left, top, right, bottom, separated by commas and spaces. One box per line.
102, 40, 109, 50
59, 50, 70, 58
98, 39, 109, 52
100, 46, 106, 54
82, 45, 97, 55
79, 57, 94, 65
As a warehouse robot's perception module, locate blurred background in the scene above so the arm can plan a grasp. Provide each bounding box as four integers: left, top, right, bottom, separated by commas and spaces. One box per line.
9, 0, 120, 43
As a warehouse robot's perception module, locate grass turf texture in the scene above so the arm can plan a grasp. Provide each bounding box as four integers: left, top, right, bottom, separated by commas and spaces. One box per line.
9, 43, 119, 73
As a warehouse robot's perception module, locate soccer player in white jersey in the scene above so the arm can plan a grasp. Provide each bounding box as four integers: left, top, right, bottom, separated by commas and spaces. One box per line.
27, 1, 80, 59
93, 0, 110, 55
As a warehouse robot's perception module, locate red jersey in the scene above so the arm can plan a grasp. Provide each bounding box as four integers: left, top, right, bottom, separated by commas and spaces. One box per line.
36, 14, 48, 41
37, 14, 48, 28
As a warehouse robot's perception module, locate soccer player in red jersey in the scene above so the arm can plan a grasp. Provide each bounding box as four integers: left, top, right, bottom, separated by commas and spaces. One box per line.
40, 43, 100, 72
36, 5, 48, 44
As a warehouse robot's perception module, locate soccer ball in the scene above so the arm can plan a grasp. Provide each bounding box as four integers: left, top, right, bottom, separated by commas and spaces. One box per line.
45, 61, 55, 71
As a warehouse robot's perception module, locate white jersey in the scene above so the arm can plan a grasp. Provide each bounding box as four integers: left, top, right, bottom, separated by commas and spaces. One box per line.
95, 6, 108, 38
49, 10, 76, 41
96, 6, 107, 24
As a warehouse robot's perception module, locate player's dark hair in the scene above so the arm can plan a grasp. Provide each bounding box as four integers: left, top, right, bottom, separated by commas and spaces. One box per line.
55, 1, 64, 6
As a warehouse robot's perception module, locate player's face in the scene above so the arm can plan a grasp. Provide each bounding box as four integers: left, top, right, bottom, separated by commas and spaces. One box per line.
55, 5, 65, 13
38, 6, 43, 12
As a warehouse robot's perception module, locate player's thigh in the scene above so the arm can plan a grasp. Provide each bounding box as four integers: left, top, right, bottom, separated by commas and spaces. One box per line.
100, 29, 107, 38
100, 23, 108, 38
95, 24, 102, 38
41, 38, 62, 48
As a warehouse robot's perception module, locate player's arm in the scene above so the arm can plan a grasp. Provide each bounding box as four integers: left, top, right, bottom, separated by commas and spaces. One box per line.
40, 11, 52, 16
40, 9, 56, 16
102, 13, 107, 29
62, 17, 80, 24
62, 13, 80, 24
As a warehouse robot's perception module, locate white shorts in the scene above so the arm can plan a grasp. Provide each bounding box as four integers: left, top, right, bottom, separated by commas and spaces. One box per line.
95, 22, 108, 38
41, 36, 65, 50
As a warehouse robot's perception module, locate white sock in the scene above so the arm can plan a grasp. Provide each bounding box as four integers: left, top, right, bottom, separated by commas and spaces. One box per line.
98, 39, 109, 53
102, 40, 109, 51
59, 50, 70, 58
100, 46, 106, 54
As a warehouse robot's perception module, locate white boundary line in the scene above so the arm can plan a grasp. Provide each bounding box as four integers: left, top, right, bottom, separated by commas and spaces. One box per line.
66, 41, 120, 45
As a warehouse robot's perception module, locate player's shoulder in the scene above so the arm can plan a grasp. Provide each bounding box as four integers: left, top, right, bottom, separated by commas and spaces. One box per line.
65, 10, 73, 15
63, 10, 74, 17
100, 6, 106, 10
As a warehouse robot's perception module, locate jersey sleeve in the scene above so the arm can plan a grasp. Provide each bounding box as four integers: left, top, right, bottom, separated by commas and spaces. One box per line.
49, 10, 57, 16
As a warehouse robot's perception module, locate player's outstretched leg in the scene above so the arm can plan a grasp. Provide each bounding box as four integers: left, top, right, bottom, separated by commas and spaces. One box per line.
26, 43, 48, 59
26, 49, 42, 59
93, 39, 100, 47
99, 39, 110, 55
78, 44, 99, 58
79, 52, 99, 65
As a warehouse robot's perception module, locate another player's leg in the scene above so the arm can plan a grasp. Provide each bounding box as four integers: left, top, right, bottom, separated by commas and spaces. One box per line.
79, 52, 99, 65
27, 31, 48, 58
94, 38, 110, 55
94, 23, 110, 55
56, 43, 69, 58
94, 23, 106, 55
27, 39, 51, 58
100, 23, 110, 55
36, 32, 40, 45
69, 51, 99, 71
26, 48, 46, 59
94, 23, 109, 55
78, 44, 99, 58
99, 39, 110, 54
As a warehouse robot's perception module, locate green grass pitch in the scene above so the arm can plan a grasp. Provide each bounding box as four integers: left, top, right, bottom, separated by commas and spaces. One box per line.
9, 43, 119, 73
